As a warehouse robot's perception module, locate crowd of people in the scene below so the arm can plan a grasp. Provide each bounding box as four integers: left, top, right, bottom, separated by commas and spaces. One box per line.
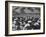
12, 16, 40, 31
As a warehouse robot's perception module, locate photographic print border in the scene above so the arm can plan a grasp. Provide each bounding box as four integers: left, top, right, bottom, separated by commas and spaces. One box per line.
5, 1, 45, 36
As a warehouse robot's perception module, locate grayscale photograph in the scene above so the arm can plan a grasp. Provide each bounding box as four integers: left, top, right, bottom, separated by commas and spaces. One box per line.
12, 6, 41, 31
5, 2, 45, 35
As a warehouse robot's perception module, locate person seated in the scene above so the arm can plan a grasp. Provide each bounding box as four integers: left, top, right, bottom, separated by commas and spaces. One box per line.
33, 22, 40, 29
23, 22, 30, 30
